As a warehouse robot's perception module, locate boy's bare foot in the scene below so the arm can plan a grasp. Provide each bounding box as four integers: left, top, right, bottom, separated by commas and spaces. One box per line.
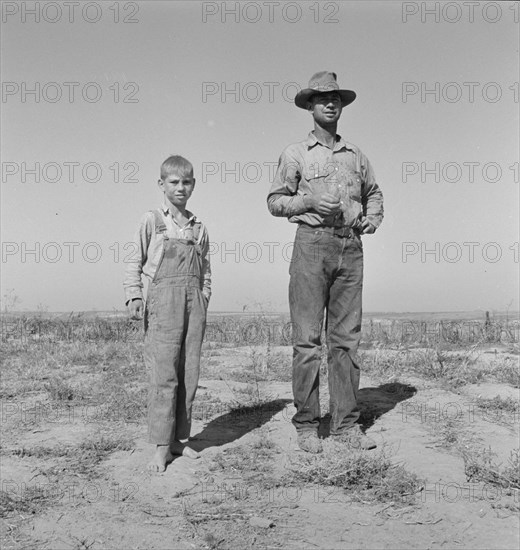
170, 440, 201, 459
147, 445, 174, 473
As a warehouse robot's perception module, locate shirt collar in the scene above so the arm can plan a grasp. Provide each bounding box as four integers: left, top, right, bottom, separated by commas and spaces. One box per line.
161, 201, 197, 223
305, 131, 355, 152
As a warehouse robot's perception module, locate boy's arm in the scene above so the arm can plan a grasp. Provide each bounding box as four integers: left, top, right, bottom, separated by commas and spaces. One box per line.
123, 213, 153, 305
199, 225, 212, 304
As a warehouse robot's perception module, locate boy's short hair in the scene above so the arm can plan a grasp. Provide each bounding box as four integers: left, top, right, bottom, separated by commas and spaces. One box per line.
160, 155, 194, 180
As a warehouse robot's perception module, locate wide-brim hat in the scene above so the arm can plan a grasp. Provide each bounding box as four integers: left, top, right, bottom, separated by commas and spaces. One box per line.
294, 71, 356, 109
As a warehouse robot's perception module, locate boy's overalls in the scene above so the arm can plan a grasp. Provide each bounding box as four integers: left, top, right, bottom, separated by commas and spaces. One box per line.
144, 210, 207, 444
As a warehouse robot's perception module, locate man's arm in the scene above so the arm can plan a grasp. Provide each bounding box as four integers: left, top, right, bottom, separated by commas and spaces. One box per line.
361, 157, 384, 231
267, 149, 308, 217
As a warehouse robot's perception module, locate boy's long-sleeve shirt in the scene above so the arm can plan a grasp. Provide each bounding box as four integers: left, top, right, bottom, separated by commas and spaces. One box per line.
123, 202, 212, 304
267, 132, 384, 229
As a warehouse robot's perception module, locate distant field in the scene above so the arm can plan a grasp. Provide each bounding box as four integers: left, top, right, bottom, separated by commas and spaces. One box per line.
4, 309, 518, 322
2, 310, 518, 347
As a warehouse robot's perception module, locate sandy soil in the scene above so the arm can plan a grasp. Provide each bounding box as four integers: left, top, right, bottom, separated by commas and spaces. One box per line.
1, 346, 518, 550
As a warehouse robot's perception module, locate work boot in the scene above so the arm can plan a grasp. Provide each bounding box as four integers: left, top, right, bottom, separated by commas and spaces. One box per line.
331, 425, 377, 450
297, 431, 323, 453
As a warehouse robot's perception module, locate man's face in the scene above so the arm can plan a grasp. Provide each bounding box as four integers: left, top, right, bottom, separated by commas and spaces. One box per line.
158, 171, 195, 207
308, 92, 343, 125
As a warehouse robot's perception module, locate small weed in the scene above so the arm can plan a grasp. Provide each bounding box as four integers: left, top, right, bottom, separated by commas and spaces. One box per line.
0, 485, 54, 518
44, 376, 87, 402
208, 434, 278, 488
434, 417, 463, 448
475, 395, 519, 424
464, 447, 520, 490
203, 533, 222, 550
12, 446, 65, 459
360, 345, 407, 380
87, 386, 147, 423
492, 357, 520, 388
11, 433, 135, 478
79, 433, 134, 455
361, 345, 497, 389
192, 393, 230, 422
415, 403, 473, 450
284, 440, 419, 504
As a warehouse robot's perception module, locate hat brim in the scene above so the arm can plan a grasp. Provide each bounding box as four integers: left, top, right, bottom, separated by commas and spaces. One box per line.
294, 89, 356, 109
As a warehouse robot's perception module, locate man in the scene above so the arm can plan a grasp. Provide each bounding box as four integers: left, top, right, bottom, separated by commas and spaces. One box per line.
267, 71, 384, 453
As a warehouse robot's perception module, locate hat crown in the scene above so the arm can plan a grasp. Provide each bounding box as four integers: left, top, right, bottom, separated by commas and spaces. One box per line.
293, 71, 356, 109
307, 71, 340, 93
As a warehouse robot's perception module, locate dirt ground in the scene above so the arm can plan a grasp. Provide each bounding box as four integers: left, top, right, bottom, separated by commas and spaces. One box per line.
1, 344, 519, 550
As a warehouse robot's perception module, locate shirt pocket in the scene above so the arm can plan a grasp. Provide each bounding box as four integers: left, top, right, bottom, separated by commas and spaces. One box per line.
304, 164, 337, 194
346, 170, 363, 203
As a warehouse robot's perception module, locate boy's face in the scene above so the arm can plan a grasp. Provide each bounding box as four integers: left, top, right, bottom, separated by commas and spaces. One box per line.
158, 171, 195, 208
308, 92, 343, 125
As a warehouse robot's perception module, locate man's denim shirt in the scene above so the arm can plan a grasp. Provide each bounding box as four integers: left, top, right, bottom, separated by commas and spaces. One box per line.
123, 202, 212, 304
267, 132, 384, 230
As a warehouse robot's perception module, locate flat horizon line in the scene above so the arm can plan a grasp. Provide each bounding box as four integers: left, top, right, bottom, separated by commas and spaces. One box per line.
2, 309, 519, 316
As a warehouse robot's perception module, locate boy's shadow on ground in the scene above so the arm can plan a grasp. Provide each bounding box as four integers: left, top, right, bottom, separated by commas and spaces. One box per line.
318, 382, 417, 438
188, 399, 292, 453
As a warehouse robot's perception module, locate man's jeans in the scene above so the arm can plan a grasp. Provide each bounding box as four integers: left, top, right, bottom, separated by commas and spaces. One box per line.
289, 224, 363, 435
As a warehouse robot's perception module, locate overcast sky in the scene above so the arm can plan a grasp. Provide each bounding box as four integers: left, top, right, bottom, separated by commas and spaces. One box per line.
1, 0, 519, 313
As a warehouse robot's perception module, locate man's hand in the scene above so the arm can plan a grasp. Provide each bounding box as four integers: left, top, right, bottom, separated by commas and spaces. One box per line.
128, 298, 143, 320
305, 192, 341, 216
360, 216, 375, 234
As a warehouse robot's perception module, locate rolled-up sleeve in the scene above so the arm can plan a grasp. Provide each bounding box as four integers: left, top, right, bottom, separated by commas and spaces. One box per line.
267, 148, 308, 218
361, 157, 384, 230
123, 213, 153, 304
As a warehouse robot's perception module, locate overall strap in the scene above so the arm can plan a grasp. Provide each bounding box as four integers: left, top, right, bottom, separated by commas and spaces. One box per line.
152, 209, 167, 234
192, 221, 202, 243
354, 147, 362, 175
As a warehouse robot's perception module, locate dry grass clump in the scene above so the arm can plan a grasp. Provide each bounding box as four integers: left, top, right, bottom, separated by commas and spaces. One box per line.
44, 376, 89, 402
475, 395, 519, 424
11, 433, 135, 477
1, 432, 136, 528
429, 415, 479, 454
208, 434, 278, 488
1, 338, 144, 400
464, 447, 520, 491
359, 346, 406, 379
0, 485, 54, 518
361, 344, 519, 390
408, 348, 487, 387
492, 357, 520, 388
192, 393, 231, 422
284, 441, 419, 504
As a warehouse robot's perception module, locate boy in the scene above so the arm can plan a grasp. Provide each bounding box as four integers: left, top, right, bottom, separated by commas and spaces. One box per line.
124, 155, 211, 472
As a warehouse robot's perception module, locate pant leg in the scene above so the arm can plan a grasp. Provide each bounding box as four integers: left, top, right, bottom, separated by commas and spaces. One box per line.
145, 284, 187, 444
289, 226, 333, 432
326, 236, 364, 434
174, 287, 206, 440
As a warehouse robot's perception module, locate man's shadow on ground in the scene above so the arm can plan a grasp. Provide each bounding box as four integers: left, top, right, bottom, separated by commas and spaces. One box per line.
186, 382, 416, 454
318, 381, 417, 438
188, 398, 292, 453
